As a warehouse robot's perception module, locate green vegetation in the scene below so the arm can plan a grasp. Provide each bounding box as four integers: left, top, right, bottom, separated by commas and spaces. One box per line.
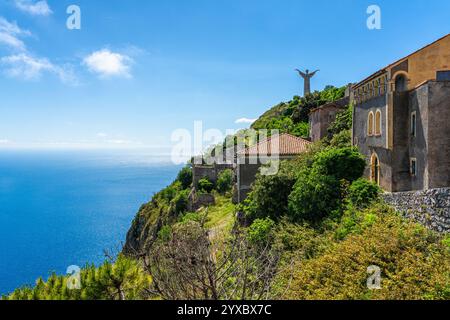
198, 177, 214, 194
348, 178, 381, 209
248, 218, 276, 245
288, 171, 341, 223
251, 86, 346, 138
328, 104, 353, 136
216, 169, 233, 194
4, 255, 150, 300
176, 166, 193, 189
6, 85, 449, 301
274, 204, 449, 300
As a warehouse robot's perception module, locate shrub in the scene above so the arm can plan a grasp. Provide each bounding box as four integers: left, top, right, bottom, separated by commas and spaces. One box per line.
348, 178, 381, 209
198, 178, 214, 194
181, 212, 204, 224
158, 225, 172, 242
277, 209, 450, 300
177, 166, 193, 189
241, 164, 297, 222
216, 169, 233, 194
329, 129, 352, 148
291, 122, 310, 138
171, 189, 190, 215
288, 171, 341, 223
159, 183, 181, 202
248, 218, 275, 245
328, 104, 353, 136
273, 219, 328, 259
313, 147, 366, 182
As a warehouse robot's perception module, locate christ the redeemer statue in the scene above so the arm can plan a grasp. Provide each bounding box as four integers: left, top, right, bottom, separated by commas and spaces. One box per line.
296, 69, 319, 96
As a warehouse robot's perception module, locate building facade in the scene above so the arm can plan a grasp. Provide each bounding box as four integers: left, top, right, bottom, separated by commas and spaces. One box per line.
309, 96, 349, 142
236, 134, 311, 202
351, 34, 450, 192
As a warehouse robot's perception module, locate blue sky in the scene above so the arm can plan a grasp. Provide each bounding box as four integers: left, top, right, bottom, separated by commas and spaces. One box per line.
0, 0, 449, 151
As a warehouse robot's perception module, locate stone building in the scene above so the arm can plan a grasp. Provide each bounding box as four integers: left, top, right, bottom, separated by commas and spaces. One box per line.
236, 133, 311, 202
309, 96, 349, 142
192, 148, 235, 190
351, 34, 450, 192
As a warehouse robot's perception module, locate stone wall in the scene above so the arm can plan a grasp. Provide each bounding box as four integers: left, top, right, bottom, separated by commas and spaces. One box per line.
382, 188, 450, 233
188, 189, 215, 212
192, 163, 234, 189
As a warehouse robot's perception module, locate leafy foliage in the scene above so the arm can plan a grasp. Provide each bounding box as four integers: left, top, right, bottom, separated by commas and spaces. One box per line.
329, 129, 352, 148
4, 255, 150, 300
313, 147, 366, 182
198, 178, 214, 194
170, 189, 190, 215
276, 205, 450, 300
328, 104, 353, 136
348, 178, 381, 209
251, 86, 346, 138
240, 162, 298, 222
248, 218, 276, 245
177, 166, 193, 189
216, 169, 233, 194
288, 171, 342, 223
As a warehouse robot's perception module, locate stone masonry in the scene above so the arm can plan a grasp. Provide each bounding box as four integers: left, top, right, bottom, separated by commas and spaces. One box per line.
383, 188, 450, 233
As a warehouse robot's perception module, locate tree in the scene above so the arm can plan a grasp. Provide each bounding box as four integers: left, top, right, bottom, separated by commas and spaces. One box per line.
241, 165, 297, 222
328, 105, 353, 136
288, 171, 341, 223
4, 255, 150, 300
198, 178, 214, 194
145, 222, 281, 300
313, 147, 366, 182
248, 218, 276, 245
170, 189, 190, 215
177, 166, 193, 189
216, 169, 234, 194
347, 178, 381, 209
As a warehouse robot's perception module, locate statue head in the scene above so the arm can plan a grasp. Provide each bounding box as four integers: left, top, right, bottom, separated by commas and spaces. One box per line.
305, 69, 309, 74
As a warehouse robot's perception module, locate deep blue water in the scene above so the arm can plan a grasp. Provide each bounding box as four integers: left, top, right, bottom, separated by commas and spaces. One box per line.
0, 150, 181, 295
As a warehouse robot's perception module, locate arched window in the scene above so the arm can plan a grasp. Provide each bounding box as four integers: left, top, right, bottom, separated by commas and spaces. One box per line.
375, 110, 382, 136
371, 154, 380, 185
395, 74, 407, 92
368, 112, 374, 136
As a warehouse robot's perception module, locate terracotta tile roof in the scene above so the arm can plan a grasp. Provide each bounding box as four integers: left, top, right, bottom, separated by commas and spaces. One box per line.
238, 133, 312, 156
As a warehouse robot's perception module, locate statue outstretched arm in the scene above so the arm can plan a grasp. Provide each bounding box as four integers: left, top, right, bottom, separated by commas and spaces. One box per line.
310, 70, 320, 76
295, 69, 307, 78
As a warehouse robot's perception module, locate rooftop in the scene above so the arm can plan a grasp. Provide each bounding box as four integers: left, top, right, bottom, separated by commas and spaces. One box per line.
238, 133, 312, 157
310, 96, 350, 114
353, 33, 450, 89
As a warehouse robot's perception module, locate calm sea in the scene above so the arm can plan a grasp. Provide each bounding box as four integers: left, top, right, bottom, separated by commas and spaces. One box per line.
0, 150, 181, 295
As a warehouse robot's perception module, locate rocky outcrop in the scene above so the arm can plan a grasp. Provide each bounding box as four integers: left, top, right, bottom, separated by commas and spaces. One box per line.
382, 188, 450, 233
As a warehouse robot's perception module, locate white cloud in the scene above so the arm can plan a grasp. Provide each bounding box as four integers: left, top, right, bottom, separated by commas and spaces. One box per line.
235, 118, 257, 124
1, 53, 77, 84
14, 0, 52, 16
0, 17, 30, 51
97, 132, 108, 138
83, 49, 132, 78
0, 139, 10, 144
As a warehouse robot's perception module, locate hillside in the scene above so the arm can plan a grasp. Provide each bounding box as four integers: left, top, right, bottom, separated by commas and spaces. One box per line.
4, 86, 449, 300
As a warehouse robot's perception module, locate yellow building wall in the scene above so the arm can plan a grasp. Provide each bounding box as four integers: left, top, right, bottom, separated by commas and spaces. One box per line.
388, 35, 450, 89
